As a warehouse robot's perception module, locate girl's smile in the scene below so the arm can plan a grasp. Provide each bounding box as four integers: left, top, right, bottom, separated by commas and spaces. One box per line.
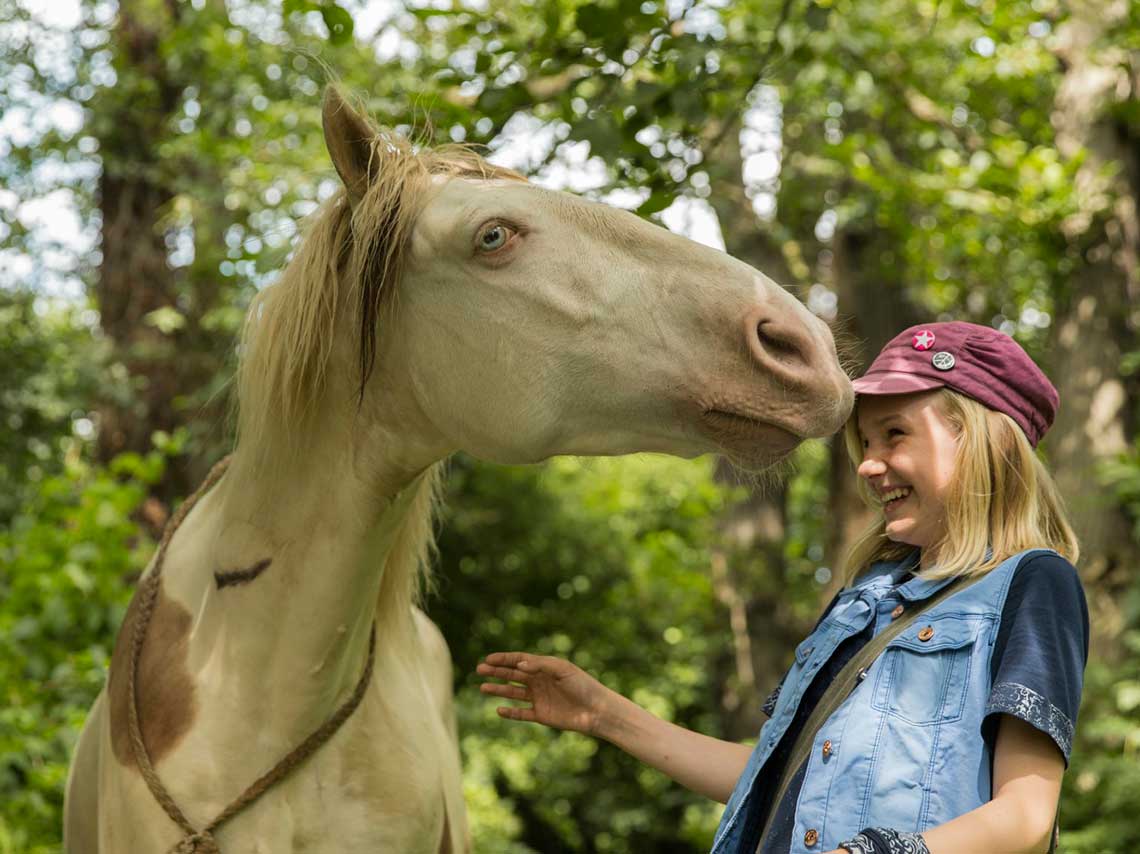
856, 390, 960, 568
882, 487, 912, 513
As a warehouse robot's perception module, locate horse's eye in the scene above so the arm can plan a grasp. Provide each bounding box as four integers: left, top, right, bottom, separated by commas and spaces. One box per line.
477, 223, 513, 252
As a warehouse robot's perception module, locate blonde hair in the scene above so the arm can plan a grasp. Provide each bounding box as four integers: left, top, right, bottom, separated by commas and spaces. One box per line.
838, 388, 1079, 584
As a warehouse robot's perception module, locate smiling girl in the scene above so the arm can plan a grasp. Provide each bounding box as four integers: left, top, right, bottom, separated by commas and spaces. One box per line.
478, 321, 1086, 854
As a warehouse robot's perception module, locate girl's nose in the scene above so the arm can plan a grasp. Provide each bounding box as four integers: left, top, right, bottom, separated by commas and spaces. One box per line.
857, 456, 885, 479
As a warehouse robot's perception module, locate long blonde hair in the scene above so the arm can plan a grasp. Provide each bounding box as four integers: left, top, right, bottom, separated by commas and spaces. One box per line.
838, 388, 1079, 584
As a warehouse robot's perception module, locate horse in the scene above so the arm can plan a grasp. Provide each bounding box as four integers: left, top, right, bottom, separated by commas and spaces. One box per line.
63, 86, 854, 853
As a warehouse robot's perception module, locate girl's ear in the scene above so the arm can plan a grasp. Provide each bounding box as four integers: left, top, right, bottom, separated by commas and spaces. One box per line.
321, 86, 375, 200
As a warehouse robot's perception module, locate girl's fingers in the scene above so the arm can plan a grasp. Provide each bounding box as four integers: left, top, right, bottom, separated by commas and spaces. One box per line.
476, 662, 529, 683
483, 652, 539, 671
483, 651, 524, 665
497, 705, 537, 723
480, 682, 530, 701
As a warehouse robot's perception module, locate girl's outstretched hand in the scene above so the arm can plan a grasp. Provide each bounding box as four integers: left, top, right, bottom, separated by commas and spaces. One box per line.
477, 652, 611, 736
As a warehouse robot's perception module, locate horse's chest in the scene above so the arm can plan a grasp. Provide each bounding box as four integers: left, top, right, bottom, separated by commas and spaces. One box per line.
101, 674, 458, 853
214, 690, 456, 852
239, 743, 448, 852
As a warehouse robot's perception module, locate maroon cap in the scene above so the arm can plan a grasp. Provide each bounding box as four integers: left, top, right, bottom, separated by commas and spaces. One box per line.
852, 322, 1059, 447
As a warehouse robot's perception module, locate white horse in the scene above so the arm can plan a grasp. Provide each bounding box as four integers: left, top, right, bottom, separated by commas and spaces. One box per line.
63, 87, 853, 853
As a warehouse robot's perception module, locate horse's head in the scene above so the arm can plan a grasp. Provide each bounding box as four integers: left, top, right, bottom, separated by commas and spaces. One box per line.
239, 89, 853, 476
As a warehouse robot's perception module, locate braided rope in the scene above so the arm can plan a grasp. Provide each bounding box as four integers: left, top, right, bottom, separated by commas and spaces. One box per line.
124, 456, 378, 853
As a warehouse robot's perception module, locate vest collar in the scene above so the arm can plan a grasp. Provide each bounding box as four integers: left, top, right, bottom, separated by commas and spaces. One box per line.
896, 569, 959, 602
854, 548, 921, 593
895, 545, 995, 602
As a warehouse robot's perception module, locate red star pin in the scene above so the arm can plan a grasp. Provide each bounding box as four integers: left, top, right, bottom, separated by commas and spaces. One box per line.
912, 329, 936, 350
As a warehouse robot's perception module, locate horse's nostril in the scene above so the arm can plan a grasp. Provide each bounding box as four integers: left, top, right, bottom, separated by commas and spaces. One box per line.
756, 321, 805, 363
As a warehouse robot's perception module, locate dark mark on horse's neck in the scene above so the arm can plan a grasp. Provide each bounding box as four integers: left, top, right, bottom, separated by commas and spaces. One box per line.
214, 557, 273, 590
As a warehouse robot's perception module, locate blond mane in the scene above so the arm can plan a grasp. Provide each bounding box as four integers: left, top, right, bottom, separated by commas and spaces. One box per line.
232, 104, 524, 620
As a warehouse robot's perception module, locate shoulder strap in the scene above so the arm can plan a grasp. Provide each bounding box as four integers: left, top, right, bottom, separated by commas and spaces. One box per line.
757, 570, 990, 849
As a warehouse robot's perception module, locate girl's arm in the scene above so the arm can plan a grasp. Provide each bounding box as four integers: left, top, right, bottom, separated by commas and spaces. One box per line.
832, 714, 1064, 854
594, 683, 754, 803
922, 714, 1063, 853
477, 652, 753, 803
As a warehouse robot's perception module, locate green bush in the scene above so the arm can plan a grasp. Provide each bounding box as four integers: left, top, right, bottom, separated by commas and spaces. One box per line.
434, 453, 749, 853
0, 450, 164, 852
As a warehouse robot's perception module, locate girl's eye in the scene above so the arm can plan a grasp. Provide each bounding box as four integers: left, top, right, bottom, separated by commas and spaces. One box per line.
477, 223, 515, 252
888, 428, 904, 438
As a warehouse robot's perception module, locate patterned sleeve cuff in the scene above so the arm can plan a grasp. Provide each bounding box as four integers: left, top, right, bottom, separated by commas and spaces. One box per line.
837, 832, 875, 854
985, 681, 1074, 762
839, 828, 931, 854
760, 678, 784, 718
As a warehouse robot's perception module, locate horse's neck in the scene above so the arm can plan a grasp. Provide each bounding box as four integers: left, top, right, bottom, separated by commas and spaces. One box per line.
159, 448, 423, 740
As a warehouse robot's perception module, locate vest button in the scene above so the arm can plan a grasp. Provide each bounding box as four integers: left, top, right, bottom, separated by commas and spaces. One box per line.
891, 603, 905, 619
918, 626, 935, 641
821, 739, 833, 759
804, 828, 819, 847
856, 667, 868, 682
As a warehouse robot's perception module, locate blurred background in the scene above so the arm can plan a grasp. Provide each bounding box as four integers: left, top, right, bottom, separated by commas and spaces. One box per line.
2, 0, 1140, 851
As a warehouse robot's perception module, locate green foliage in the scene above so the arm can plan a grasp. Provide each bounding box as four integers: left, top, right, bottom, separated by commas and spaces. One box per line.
1062, 630, 1140, 853
433, 453, 743, 852
1100, 435, 1140, 546
1065, 427, 1140, 850
282, 1, 355, 44
0, 450, 166, 851
0, 290, 105, 526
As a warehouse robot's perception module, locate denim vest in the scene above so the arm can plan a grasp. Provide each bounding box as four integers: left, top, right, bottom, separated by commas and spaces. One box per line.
711, 547, 1055, 854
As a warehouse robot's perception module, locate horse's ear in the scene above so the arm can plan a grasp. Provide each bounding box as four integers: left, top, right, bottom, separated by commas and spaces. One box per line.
322, 86, 375, 200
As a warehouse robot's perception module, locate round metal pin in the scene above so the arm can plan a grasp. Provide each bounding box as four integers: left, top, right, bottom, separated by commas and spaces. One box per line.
931, 351, 956, 371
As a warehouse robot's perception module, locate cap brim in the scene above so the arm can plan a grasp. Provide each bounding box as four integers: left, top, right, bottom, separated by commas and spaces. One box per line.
851, 371, 945, 395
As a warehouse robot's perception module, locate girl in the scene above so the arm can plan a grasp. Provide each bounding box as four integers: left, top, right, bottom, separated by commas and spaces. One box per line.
478, 321, 1088, 854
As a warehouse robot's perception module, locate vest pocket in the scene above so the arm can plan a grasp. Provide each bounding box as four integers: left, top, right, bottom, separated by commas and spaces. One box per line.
870, 616, 983, 726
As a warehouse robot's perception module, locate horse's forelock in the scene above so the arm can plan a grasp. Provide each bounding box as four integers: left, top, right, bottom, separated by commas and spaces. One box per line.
235, 130, 527, 459
349, 141, 527, 402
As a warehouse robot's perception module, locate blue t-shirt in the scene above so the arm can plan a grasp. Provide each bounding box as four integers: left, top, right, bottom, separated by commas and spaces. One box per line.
752, 551, 1088, 853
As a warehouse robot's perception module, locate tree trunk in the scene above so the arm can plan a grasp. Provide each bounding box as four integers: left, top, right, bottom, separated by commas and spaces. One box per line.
1048, 1, 1140, 656
94, 0, 205, 504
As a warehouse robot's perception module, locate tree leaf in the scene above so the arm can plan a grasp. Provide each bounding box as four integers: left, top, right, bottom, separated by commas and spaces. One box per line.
320, 4, 354, 44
